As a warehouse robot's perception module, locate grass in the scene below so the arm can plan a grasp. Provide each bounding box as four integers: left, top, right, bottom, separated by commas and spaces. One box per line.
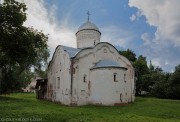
0, 93, 180, 122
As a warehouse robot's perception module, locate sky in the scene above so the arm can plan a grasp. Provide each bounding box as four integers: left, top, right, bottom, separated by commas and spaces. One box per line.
1, 0, 180, 72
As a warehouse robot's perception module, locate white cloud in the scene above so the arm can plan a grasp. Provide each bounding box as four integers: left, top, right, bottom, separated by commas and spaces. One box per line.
129, 0, 180, 45
19, 0, 136, 50
130, 14, 136, 21
129, 11, 142, 21
2, 0, 134, 58
101, 25, 136, 49
129, 0, 180, 71
17, 0, 77, 57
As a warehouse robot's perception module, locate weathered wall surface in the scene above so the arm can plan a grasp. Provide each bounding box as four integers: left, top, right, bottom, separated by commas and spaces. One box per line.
90, 68, 127, 105
47, 46, 71, 105
46, 19, 135, 106
76, 30, 101, 48
72, 42, 135, 106
72, 48, 94, 105
46, 42, 135, 106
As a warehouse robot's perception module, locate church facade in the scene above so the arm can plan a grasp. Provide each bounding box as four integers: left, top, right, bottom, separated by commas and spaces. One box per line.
45, 18, 135, 106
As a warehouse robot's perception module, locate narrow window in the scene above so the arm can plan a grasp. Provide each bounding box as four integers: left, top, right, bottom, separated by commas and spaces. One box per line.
124, 74, 126, 82
94, 40, 96, 45
104, 49, 107, 53
120, 93, 122, 102
83, 75, 86, 82
114, 73, 117, 82
57, 77, 60, 89
81, 90, 85, 96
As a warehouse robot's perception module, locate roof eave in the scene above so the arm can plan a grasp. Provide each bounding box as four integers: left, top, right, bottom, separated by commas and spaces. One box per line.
90, 66, 128, 70
76, 29, 101, 35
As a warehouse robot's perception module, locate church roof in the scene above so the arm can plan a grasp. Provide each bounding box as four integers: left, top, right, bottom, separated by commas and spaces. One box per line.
62, 46, 81, 58
91, 59, 128, 70
95, 59, 120, 67
90, 59, 122, 69
78, 21, 99, 31
48, 42, 131, 70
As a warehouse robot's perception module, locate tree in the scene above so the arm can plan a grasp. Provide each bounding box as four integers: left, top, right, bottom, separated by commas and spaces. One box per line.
118, 49, 150, 95
133, 55, 149, 95
119, 49, 137, 62
118, 48, 180, 99
166, 64, 180, 99
0, 0, 49, 93
151, 72, 171, 98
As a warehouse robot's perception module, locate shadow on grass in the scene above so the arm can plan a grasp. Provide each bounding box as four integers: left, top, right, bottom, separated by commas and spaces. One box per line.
0, 95, 23, 101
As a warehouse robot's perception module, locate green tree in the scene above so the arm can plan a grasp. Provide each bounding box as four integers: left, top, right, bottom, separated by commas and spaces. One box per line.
133, 55, 149, 95
118, 49, 150, 95
150, 64, 180, 100
0, 0, 49, 94
118, 49, 180, 99
151, 72, 171, 98
119, 49, 137, 62
166, 64, 180, 99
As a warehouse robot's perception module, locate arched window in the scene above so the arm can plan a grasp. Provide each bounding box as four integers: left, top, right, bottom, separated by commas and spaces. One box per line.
124, 74, 126, 82
120, 93, 123, 102
104, 49, 107, 53
57, 77, 60, 89
83, 74, 86, 82
114, 73, 117, 82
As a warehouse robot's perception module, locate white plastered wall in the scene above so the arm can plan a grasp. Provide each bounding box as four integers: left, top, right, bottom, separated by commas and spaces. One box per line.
76, 30, 101, 48
47, 46, 72, 105
72, 42, 135, 106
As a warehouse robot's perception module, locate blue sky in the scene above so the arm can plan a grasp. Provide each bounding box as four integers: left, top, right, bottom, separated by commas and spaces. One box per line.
11, 0, 180, 72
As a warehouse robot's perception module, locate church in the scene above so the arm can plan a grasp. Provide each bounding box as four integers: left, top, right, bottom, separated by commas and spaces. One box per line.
37, 15, 135, 106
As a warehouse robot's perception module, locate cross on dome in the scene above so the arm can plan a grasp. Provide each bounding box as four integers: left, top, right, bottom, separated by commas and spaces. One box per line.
87, 11, 91, 21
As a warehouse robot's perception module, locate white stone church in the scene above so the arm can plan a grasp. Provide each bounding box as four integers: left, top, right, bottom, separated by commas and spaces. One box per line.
37, 16, 135, 106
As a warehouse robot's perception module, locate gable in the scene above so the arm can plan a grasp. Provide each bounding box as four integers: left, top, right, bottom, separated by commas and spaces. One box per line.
73, 42, 133, 69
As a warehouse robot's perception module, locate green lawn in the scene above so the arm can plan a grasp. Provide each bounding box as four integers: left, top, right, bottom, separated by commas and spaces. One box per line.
0, 93, 179, 122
